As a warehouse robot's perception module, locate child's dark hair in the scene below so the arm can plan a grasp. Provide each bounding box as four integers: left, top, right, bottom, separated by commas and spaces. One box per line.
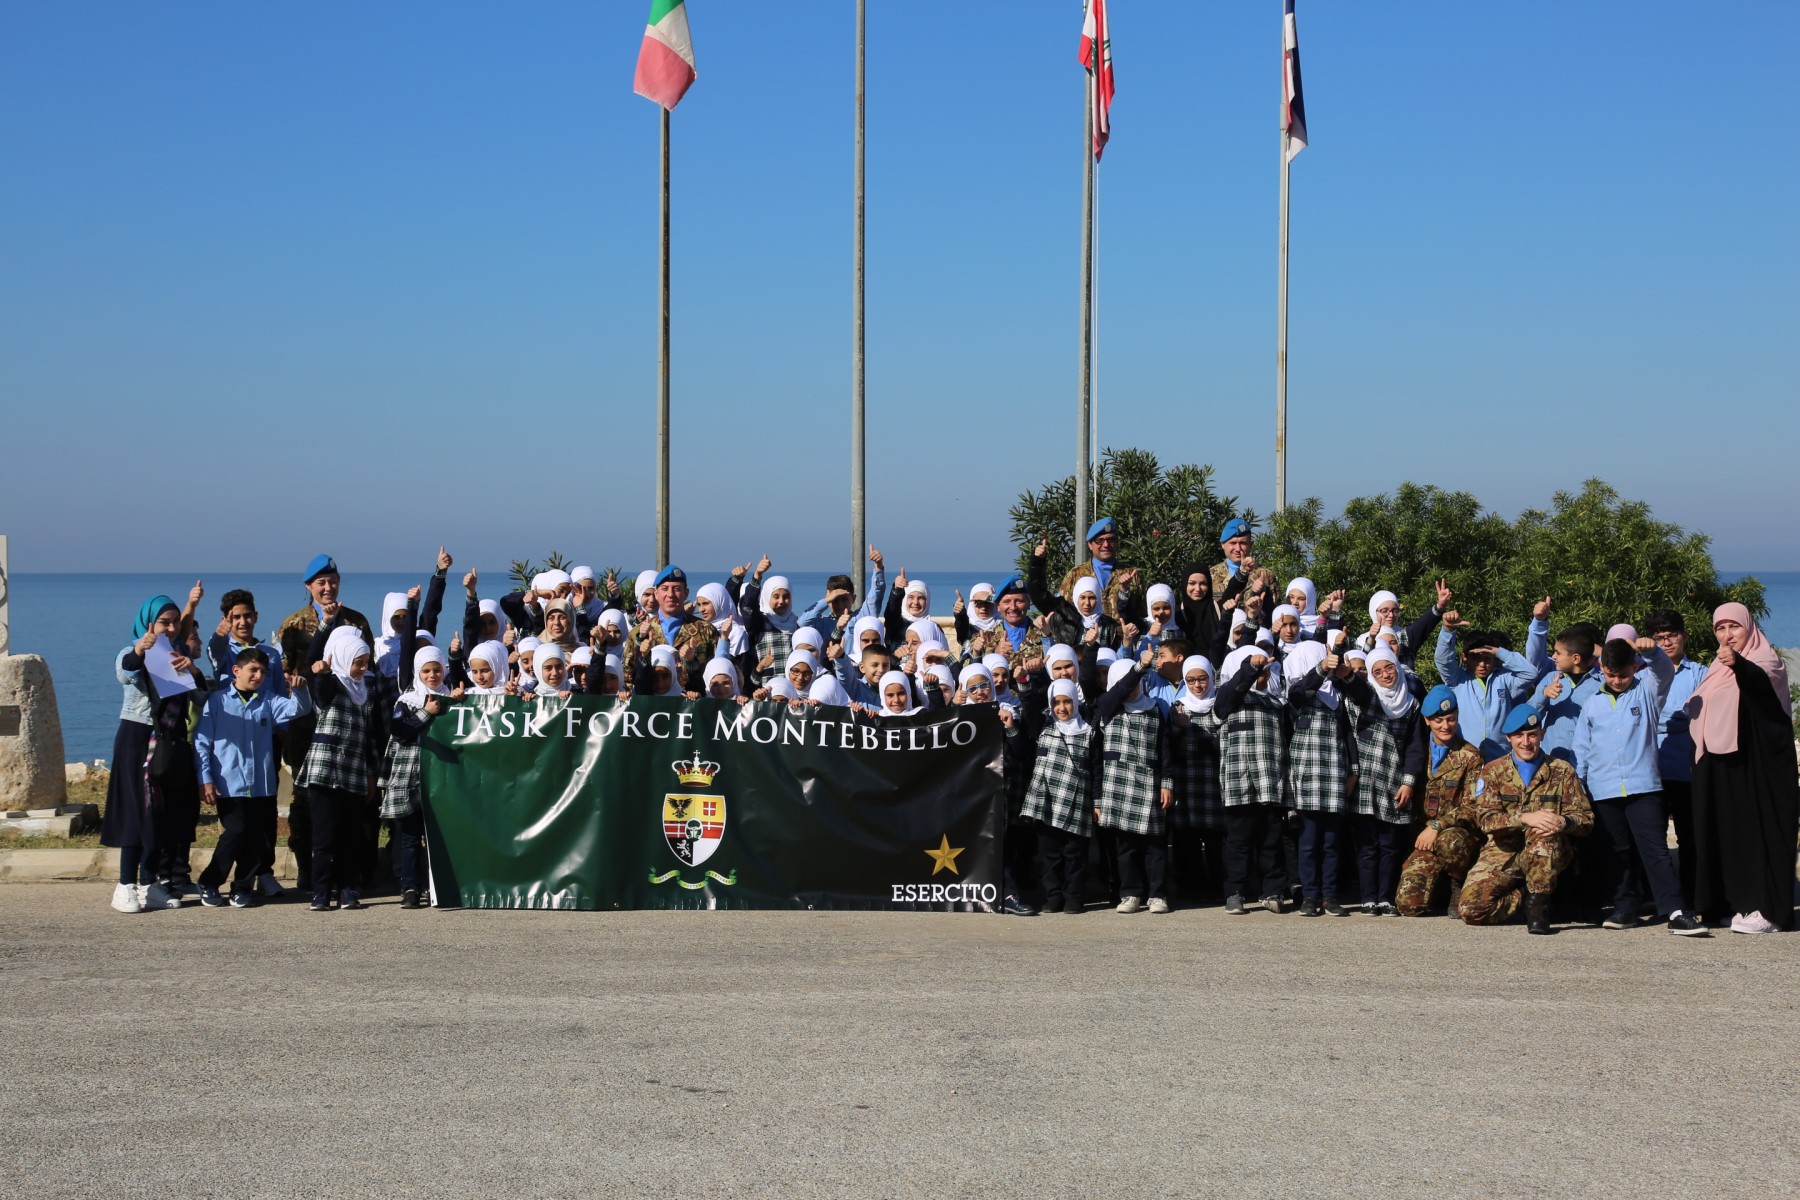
1554, 626, 1596, 661
1572, 622, 1605, 653
1600, 638, 1638, 673
1644, 608, 1686, 636
862, 642, 892, 659
233, 646, 270, 668
826, 573, 855, 598
1160, 638, 1193, 660
1462, 630, 1502, 654
220, 588, 256, 616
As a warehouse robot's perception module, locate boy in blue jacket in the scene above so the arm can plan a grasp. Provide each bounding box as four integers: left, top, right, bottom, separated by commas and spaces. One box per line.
194, 648, 313, 907
1433, 597, 1550, 761
1572, 638, 1704, 936
1525, 625, 1602, 767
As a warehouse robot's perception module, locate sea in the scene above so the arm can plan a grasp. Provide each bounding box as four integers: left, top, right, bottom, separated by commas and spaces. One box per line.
9, 569, 1798, 765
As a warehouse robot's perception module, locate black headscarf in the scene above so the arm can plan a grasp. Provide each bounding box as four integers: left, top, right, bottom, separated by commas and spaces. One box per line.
1176, 560, 1219, 653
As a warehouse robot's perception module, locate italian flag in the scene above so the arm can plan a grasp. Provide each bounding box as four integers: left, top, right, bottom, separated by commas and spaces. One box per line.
633, 0, 697, 111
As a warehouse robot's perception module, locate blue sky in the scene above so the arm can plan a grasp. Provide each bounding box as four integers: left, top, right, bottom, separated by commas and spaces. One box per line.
3, 1, 1795, 578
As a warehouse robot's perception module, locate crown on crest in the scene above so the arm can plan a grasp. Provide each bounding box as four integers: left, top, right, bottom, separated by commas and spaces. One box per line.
672, 757, 721, 787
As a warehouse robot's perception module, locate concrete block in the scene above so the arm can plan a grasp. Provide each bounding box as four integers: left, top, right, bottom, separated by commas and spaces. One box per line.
65, 761, 89, 784
0, 848, 105, 882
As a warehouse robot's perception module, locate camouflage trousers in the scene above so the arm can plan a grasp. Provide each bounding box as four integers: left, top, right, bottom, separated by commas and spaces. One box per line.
1459, 833, 1574, 926
1395, 827, 1481, 917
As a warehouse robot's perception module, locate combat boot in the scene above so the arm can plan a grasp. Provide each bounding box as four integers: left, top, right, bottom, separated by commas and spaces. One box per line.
1446, 883, 1463, 920
1526, 892, 1553, 935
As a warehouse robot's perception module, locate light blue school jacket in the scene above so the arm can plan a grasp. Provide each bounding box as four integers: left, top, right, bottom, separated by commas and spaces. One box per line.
1572, 669, 1666, 801
195, 686, 313, 797
1434, 621, 1548, 760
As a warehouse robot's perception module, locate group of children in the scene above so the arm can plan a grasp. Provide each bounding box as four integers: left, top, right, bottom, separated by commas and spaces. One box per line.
99, 524, 1788, 935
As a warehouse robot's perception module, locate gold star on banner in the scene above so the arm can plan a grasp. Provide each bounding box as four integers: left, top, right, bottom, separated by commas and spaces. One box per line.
924, 835, 964, 876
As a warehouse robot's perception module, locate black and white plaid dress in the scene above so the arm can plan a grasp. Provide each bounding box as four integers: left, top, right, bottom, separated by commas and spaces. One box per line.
1352, 705, 1418, 825
1020, 725, 1094, 837
1286, 689, 1352, 814
1221, 691, 1286, 809
1169, 706, 1224, 830
297, 682, 380, 795
754, 628, 793, 687
378, 698, 432, 819
1097, 708, 1165, 837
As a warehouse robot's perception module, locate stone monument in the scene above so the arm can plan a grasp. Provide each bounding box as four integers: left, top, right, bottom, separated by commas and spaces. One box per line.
0, 535, 70, 812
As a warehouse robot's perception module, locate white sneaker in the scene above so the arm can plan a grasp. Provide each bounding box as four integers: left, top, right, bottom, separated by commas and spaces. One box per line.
141, 882, 178, 911
1116, 896, 1143, 914
1730, 911, 1778, 934
134, 883, 150, 909
1147, 897, 1171, 915
110, 883, 143, 914
257, 873, 284, 898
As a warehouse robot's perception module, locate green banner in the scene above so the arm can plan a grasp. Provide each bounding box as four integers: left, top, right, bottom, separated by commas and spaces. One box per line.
418, 696, 1004, 912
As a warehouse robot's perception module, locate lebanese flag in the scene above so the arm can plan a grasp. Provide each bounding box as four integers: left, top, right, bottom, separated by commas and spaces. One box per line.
1078, 0, 1114, 160
1283, 0, 1307, 161
634, 0, 697, 111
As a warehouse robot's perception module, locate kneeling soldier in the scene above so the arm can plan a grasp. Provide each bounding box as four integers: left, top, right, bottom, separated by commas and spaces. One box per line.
1460, 707, 1594, 934
1396, 686, 1486, 917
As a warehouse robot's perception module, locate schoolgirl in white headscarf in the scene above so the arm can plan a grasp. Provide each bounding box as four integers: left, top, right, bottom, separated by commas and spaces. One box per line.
696, 582, 748, 658
465, 640, 511, 695
808, 676, 852, 707
877, 670, 919, 716
703, 656, 741, 699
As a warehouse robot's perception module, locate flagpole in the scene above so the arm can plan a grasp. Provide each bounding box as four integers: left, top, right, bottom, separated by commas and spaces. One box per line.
1275, 129, 1290, 513
656, 107, 672, 568
1076, 71, 1094, 554
850, 0, 867, 590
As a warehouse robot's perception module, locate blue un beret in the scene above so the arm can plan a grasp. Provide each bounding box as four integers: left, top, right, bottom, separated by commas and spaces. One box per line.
1501, 707, 1543, 736
653, 565, 686, 587
1422, 685, 1458, 717
1219, 517, 1250, 543
1086, 516, 1116, 541
302, 554, 337, 583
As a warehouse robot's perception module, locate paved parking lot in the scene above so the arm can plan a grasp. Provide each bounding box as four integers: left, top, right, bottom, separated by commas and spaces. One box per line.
3, 885, 1796, 1198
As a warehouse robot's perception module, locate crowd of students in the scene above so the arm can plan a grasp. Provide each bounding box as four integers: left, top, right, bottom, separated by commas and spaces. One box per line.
101, 519, 1798, 935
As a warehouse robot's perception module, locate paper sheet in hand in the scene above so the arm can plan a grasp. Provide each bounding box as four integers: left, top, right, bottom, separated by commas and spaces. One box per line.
145, 634, 197, 696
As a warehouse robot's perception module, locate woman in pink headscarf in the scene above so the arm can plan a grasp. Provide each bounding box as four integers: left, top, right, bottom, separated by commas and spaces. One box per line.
1686, 603, 1797, 933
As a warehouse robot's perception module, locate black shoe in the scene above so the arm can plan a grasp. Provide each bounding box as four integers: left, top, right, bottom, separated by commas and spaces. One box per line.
1323, 897, 1348, 917
400, 889, 422, 910
1224, 894, 1246, 915
309, 898, 333, 912
1299, 897, 1321, 917
1602, 907, 1643, 930
1001, 894, 1038, 917
1063, 898, 1085, 915
1447, 885, 1463, 920
1667, 911, 1709, 937
1526, 893, 1553, 935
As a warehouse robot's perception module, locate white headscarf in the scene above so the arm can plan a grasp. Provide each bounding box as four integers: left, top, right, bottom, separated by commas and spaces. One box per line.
634, 570, 659, 601
1365, 644, 1416, 719
466, 640, 510, 694
648, 644, 683, 697
596, 608, 626, 639
1107, 658, 1157, 713
1359, 590, 1400, 650
848, 615, 886, 664
1072, 576, 1102, 629
517, 636, 541, 659
1145, 583, 1175, 618
1048, 678, 1089, 734
808, 676, 852, 707
878, 670, 919, 715
1220, 645, 1279, 694
958, 663, 993, 703
1285, 577, 1317, 616
768, 677, 800, 702
529, 642, 567, 693
569, 645, 594, 669
374, 592, 409, 675
478, 597, 506, 637
793, 626, 826, 657
704, 655, 740, 698
541, 569, 571, 594
982, 652, 1021, 712
908, 618, 947, 650
966, 582, 1000, 632
902, 579, 932, 619
601, 652, 624, 688
759, 575, 800, 633
1283, 640, 1337, 709
399, 645, 450, 709
784, 648, 819, 681
1177, 655, 1216, 715
1270, 604, 1302, 644
697, 582, 748, 655
1095, 646, 1118, 668
926, 664, 957, 693
324, 626, 371, 706
1045, 643, 1082, 698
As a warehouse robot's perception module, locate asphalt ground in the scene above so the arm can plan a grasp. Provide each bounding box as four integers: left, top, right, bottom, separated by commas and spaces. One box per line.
2, 885, 1796, 1199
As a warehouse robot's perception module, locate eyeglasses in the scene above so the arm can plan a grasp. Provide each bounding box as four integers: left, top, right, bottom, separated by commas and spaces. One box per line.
1651, 631, 1681, 641
965, 680, 993, 691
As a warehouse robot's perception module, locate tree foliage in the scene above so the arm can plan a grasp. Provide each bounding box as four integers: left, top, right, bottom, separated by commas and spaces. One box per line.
1012, 458, 1765, 673
1007, 448, 1254, 588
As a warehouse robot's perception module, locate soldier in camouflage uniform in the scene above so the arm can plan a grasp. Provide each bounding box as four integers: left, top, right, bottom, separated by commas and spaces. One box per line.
1209, 517, 1256, 603
1056, 516, 1142, 622
964, 578, 1050, 678
1460, 706, 1595, 934
1395, 685, 1487, 917
621, 566, 718, 695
